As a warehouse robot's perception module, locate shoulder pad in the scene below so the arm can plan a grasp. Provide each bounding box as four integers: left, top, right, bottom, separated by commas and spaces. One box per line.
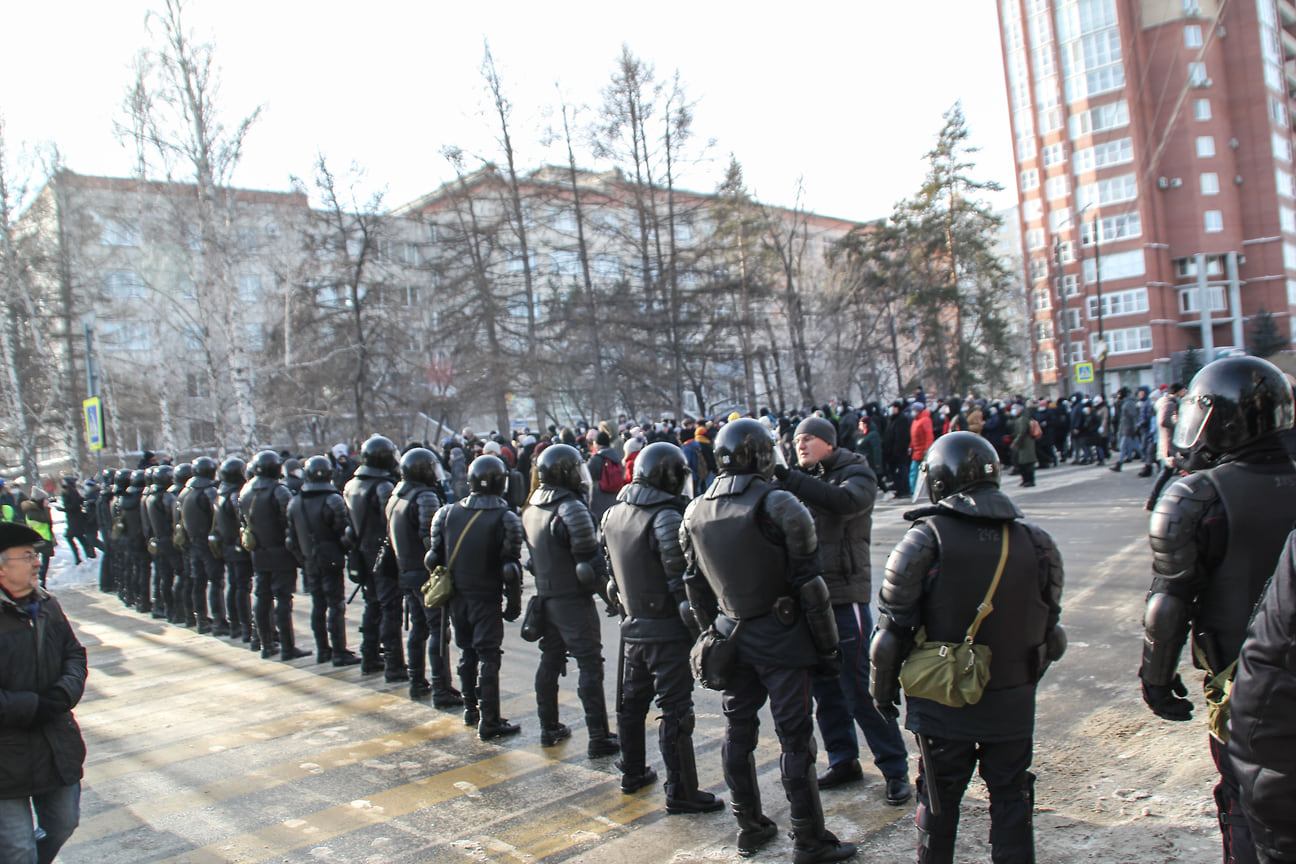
879, 522, 940, 625
763, 488, 817, 557
1149, 471, 1219, 569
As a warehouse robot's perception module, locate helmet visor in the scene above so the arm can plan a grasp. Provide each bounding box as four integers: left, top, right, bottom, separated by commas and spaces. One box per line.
1172, 394, 1213, 452
578, 463, 593, 500
915, 462, 932, 505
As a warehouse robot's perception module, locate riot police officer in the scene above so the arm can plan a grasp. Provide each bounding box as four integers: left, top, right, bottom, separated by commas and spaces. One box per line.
240, 450, 309, 661
680, 418, 855, 863
169, 463, 196, 628
1138, 356, 1296, 864
216, 458, 252, 643
387, 447, 458, 703
96, 469, 117, 594
523, 443, 620, 758
108, 470, 132, 602
603, 441, 723, 814
183, 457, 228, 635
118, 470, 149, 612
429, 454, 525, 740
143, 465, 180, 621
286, 455, 360, 666
344, 435, 406, 680
870, 431, 1065, 864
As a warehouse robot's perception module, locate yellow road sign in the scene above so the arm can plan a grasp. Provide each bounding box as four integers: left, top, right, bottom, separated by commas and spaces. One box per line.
1075, 362, 1095, 384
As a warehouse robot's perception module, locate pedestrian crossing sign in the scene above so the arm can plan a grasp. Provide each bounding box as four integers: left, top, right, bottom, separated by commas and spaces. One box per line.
83, 397, 104, 451
1074, 362, 1095, 384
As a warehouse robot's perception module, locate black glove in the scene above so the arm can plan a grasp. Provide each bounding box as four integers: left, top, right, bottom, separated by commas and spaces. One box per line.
503, 596, 521, 622
814, 648, 843, 680
773, 464, 790, 481
875, 698, 900, 724
1141, 672, 1193, 721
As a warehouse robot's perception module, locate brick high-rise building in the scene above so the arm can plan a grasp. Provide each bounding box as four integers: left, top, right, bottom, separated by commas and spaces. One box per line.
998, 0, 1296, 394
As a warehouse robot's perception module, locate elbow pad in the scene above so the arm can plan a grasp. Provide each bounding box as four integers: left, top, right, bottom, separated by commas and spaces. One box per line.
684, 575, 717, 631
1045, 624, 1067, 662
1140, 592, 1190, 686
798, 575, 840, 655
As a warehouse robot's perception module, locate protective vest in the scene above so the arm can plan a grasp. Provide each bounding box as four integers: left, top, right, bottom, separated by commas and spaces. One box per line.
119, 489, 144, 540
1198, 460, 1296, 666
603, 500, 680, 619
181, 478, 218, 540
343, 473, 391, 550
215, 483, 250, 561
443, 500, 508, 596
0, 499, 14, 522
289, 490, 347, 573
522, 495, 583, 598
244, 479, 289, 550
684, 479, 788, 620
387, 483, 434, 574
145, 490, 177, 550
921, 514, 1048, 692
28, 514, 53, 543
96, 493, 113, 542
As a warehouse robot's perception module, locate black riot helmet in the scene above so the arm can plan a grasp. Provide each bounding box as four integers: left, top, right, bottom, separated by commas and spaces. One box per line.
252, 450, 283, 479
634, 442, 689, 496
301, 455, 335, 492
129, 469, 148, 489
152, 465, 175, 491
1173, 355, 1295, 463
399, 447, 441, 486
114, 471, 131, 493
101, 468, 116, 487
919, 431, 1001, 504
359, 435, 398, 472
468, 454, 508, 496
536, 443, 585, 492
218, 458, 246, 485
172, 463, 194, 490
714, 418, 776, 480
192, 456, 219, 480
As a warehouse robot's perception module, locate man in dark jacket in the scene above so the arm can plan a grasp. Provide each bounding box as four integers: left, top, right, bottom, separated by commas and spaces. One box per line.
1229, 529, 1296, 864
871, 432, 1065, 864
882, 402, 911, 499
1139, 357, 1296, 864
0, 521, 87, 863
779, 416, 912, 806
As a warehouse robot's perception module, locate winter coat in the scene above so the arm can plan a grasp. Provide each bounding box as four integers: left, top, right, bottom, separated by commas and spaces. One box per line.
882, 411, 911, 468
967, 407, 985, 435
1012, 411, 1037, 464
909, 411, 935, 462
587, 446, 624, 521
1229, 530, 1296, 863
780, 448, 876, 605
0, 587, 87, 797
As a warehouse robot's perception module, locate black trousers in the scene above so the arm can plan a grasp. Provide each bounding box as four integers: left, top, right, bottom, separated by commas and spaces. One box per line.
305, 565, 347, 653
254, 567, 297, 650
535, 594, 607, 732
916, 735, 1035, 864
721, 660, 817, 818
451, 592, 505, 711
618, 638, 695, 786
1211, 734, 1259, 864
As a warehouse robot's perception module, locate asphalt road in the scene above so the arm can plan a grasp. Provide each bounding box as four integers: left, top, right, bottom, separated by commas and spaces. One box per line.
54, 461, 1212, 864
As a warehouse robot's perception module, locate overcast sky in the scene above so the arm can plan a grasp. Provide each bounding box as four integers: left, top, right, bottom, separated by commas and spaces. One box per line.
2, 1, 1015, 223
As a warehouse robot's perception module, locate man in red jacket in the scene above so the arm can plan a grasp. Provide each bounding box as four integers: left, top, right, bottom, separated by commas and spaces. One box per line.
909, 403, 935, 494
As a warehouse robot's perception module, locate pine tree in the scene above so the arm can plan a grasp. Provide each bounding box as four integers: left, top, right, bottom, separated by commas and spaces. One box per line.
1248, 306, 1288, 358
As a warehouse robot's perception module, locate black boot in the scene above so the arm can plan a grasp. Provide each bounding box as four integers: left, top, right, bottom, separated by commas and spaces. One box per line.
785, 749, 856, 864
409, 678, 432, 700
432, 684, 464, 709
664, 731, 724, 814
580, 682, 619, 758
478, 701, 521, 741
733, 806, 778, 858
790, 820, 857, 864
360, 648, 383, 674
383, 650, 409, 683
332, 650, 362, 668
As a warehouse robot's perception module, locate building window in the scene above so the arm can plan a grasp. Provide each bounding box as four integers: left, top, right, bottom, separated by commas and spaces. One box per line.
1081, 211, 1143, 246
238, 275, 261, 303
1038, 351, 1057, 372
183, 324, 205, 351
1271, 96, 1289, 127
1188, 62, 1209, 87
1196, 136, 1216, 158
1032, 287, 1052, 310
186, 373, 208, 399
1274, 132, 1292, 163
505, 248, 538, 273
1286, 242, 1296, 270
1020, 169, 1040, 191
1278, 169, 1296, 199
1282, 207, 1296, 234
1050, 207, 1073, 232
592, 255, 623, 281
1026, 228, 1047, 251
1042, 142, 1066, 167
99, 321, 151, 352
1087, 287, 1149, 319
102, 269, 146, 299
1265, 64, 1284, 93
1182, 0, 1201, 14
1085, 249, 1146, 283
1058, 273, 1080, 297
1200, 173, 1219, 195
1184, 25, 1203, 47
1174, 255, 1225, 278
1094, 326, 1153, 355
1030, 257, 1049, 281
245, 324, 266, 352
1203, 210, 1224, 233
1288, 280, 1296, 306
1045, 175, 1070, 200
237, 229, 259, 252
1034, 320, 1055, 341
1069, 99, 1129, 140
550, 250, 581, 277
1058, 240, 1076, 263
1179, 285, 1228, 313
100, 218, 140, 247
1078, 173, 1139, 208
1193, 98, 1211, 121
551, 208, 578, 233
1068, 341, 1086, 363
1065, 307, 1082, 331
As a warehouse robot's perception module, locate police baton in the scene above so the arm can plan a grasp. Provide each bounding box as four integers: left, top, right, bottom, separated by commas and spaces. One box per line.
347, 582, 362, 605
614, 631, 626, 715
916, 734, 941, 817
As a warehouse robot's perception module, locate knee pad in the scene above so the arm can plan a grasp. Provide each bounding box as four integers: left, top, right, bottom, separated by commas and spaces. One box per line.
725, 718, 759, 753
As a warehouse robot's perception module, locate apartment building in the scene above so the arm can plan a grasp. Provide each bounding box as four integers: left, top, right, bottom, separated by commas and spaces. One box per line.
998, 0, 1296, 393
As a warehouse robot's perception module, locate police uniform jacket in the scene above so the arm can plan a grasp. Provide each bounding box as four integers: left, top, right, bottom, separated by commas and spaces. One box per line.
523, 485, 605, 598
343, 468, 394, 552
144, 488, 178, 553
286, 484, 349, 575
602, 481, 691, 643
878, 487, 1063, 742
430, 493, 523, 597
779, 447, 876, 605
239, 477, 294, 571
386, 480, 442, 590
0, 586, 86, 798
215, 482, 250, 562
181, 477, 219, 548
